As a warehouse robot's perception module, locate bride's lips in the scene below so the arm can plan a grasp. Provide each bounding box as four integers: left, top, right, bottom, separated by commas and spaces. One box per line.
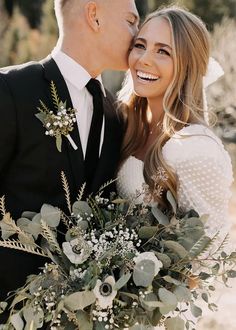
135, 70, 160, 84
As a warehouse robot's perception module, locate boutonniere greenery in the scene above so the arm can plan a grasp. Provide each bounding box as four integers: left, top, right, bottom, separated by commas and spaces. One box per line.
35, 81, 78, 152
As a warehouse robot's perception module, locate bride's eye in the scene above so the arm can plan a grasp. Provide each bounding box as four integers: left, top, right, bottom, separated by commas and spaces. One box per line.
158, 48, 170, 56
134, 43, 145, 50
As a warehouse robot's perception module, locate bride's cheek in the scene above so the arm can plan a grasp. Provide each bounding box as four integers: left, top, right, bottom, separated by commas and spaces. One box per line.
128, 52, 136, 69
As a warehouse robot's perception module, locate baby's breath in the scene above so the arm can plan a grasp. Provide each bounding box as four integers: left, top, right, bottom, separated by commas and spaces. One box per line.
36, 81, 77, 152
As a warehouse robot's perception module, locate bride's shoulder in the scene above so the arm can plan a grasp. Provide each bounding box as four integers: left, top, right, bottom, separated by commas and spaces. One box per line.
162, 124, 231, 166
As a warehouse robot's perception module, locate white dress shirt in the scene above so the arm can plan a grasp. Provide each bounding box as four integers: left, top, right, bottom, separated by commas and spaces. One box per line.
51, 49, 106, 158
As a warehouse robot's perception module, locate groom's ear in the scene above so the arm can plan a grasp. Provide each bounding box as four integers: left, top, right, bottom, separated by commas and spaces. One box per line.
85, 1, 100, 32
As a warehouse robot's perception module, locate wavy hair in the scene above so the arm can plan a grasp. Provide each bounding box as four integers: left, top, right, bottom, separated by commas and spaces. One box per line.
118, 6, 211, 207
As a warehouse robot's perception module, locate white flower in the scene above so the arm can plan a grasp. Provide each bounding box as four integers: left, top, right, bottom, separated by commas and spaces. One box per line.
62, 239, 90, 265
93, 276, 117, 309
134, 252, 163, 276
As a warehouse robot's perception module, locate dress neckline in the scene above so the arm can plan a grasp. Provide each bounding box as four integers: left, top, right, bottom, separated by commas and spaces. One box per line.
130, 155, 144, 164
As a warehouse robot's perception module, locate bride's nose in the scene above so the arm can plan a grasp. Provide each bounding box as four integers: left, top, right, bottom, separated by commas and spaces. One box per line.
138, 50, 153, 67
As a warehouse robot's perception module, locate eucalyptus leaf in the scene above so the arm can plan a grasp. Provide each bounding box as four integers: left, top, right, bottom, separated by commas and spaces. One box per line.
154, 252, 171, 268
21, 211, 37, 220
35, 112, 46, 123
164, 241, 188, 259
0, 302, 7, 313
151, 206, 169, 225
183, 217, 204, 228
114, 272, 131, 290
76, 310, 93, 330
190, 302, 202, 318
32, 213, 42, 224
23, 306, 44, 328
140, 292, 159, 312
141, 300, 165, 309
130, 325, 154, 330
56, 134, 62, 152
119, 291, 139, 301
138, 226, 159, 239
10, 313, 24, 330
158, 288, 177, 314
18, 233, 34, 245
198, 214, 209, 225
150, 308, 162, 326
17, 218, 31, 230
212, 263, 220, 274
164, 316, 185, 330
23, 307, 35, 322
40, 204, 61, 228
72, 201, 92, 216
25, 320, 36, 330
174, 286, 191, 303
158, 288, 177, 306
201, 293, 208, 303
133, 260, 155, 287
10, 294, 30, 309
163, 276, 181, 286
227, 270, 236, 278
64, 291, 95, 311
167, 191, 177, 213
94, 321, 108, 330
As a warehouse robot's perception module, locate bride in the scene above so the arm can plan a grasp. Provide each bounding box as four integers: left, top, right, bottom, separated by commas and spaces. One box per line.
117, 6, 233, 239
116, 6, 233, 328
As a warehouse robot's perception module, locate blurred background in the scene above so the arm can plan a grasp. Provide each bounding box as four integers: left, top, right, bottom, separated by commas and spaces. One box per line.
0, 0, 235, 328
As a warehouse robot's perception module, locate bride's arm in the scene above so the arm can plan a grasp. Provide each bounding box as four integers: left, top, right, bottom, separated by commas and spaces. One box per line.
162, 131, 234, 236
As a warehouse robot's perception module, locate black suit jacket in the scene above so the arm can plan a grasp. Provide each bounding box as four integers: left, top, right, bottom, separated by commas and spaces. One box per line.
0, 56, 123, 305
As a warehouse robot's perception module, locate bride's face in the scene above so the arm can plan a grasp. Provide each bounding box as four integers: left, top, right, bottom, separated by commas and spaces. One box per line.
129, 17, 174, 102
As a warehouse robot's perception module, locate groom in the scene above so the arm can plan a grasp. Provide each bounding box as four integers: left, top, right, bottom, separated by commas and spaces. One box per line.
0, 0, 139, 312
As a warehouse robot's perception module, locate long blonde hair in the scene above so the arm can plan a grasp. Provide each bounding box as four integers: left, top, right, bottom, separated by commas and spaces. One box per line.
119, 6, 211, 207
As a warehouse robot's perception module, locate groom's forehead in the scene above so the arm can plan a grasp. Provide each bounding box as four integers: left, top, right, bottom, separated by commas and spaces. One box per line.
108, 0, 139, 19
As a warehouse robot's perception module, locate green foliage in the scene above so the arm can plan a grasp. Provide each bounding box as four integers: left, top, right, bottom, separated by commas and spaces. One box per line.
0, 184, 236, 330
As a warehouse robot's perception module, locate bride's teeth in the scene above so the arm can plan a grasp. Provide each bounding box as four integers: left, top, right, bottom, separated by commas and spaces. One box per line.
137, 71, 159, 81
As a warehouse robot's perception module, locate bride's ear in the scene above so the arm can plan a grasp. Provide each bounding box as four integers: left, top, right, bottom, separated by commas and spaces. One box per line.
85, 1, 100, 32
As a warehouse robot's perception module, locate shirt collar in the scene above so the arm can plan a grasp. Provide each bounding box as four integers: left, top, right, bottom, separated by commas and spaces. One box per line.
51, 48, 106, 97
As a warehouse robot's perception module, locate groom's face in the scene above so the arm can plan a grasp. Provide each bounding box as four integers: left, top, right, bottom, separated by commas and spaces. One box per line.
99, 0, 139, 71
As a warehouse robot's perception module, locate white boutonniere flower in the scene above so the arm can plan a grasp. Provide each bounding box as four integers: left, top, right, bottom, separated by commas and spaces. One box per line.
93, 276, 117, 309
36, 81, 77, 152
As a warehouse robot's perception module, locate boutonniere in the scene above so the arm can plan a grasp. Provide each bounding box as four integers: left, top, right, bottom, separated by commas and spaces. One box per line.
35, 81, 78, 152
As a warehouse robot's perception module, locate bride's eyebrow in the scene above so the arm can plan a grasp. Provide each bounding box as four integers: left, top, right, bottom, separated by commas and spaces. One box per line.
135, 37, 172, 50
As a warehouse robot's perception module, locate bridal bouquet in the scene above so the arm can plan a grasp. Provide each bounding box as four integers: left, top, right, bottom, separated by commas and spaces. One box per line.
0, 176, 236, 330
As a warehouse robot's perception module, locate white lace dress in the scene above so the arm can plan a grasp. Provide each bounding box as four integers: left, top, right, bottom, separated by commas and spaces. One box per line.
117, 124, 234, 329
117, 124, 234, 237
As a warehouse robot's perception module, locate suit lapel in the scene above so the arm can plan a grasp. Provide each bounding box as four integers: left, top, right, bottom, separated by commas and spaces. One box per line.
40, 56, 85, 190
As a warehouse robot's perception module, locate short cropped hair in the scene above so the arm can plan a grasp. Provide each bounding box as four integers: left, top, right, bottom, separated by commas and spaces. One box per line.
54, 0, 71, 31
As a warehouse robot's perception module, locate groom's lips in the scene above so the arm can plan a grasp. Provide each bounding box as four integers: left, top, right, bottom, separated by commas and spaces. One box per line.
136, 70, 160, 83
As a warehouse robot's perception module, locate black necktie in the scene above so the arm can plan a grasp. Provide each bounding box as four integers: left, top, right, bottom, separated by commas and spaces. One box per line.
84, 78, 104, 193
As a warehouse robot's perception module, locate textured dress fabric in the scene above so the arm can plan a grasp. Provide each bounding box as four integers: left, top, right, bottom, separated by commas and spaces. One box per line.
117, 124, 234, 236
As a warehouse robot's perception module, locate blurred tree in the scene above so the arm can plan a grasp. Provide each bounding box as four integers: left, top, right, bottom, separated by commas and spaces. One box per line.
4, 0, 14, 17
207, 18, 236, 142
135, 0, 149, 19
144, 0, 236, 30
182, 0, 236, 30
17, 0, 45, 29
2, 0, 45, 29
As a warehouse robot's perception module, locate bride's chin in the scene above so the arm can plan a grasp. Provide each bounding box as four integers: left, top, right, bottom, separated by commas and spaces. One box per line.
133, 88, 148, 98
